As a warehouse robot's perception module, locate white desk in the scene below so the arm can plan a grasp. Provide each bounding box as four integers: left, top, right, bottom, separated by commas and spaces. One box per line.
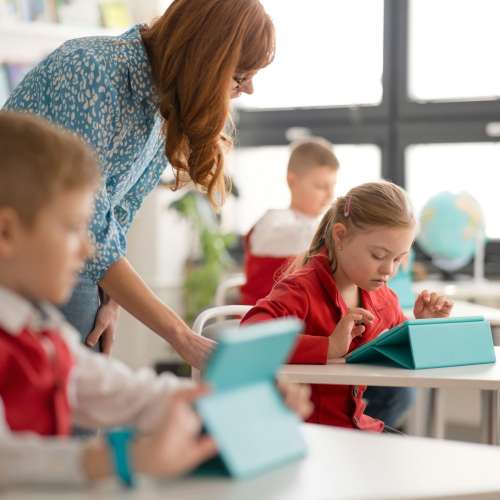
279, 347, 500, 445
9, 424, 500, 500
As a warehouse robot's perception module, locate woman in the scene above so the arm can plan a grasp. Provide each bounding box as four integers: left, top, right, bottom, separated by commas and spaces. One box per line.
4, 0, 275, 368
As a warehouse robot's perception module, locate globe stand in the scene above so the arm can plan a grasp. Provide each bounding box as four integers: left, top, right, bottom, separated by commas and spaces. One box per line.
473, 232, 486, 283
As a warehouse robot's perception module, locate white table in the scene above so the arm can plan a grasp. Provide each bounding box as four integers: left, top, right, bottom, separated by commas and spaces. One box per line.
9, 424, 500, 500
279, 347, 500, 445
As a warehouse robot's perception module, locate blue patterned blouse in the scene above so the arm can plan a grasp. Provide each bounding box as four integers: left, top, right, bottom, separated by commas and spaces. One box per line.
4, 25, 167, 283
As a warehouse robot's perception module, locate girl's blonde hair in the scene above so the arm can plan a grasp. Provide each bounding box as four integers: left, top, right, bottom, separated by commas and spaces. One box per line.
141, 0, 275, 208
304, 181, 415, 272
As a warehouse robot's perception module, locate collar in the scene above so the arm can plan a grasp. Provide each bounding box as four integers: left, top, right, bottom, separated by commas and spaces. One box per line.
0, 286, 66, 335
307, 247, 388, 314
290, 209, 320, 225
118, 24, 160, 111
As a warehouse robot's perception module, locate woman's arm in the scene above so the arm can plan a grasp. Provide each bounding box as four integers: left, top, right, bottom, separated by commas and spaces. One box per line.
99, 257, 214, 369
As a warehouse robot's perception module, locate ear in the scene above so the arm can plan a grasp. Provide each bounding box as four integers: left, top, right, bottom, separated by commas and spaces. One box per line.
0, 207, 23, 258
287, 171, 297, 190
331, 222, 348, 248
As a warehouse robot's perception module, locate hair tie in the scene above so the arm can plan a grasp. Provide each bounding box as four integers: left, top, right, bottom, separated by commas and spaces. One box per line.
344, 196, 352, 217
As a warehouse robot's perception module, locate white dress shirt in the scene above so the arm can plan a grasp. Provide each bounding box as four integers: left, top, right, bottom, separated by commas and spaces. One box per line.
250, 208, 320, 257
0, 286, 185, 488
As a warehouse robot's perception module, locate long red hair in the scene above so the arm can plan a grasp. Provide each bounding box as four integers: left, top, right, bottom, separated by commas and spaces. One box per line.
141, 0, 275, 208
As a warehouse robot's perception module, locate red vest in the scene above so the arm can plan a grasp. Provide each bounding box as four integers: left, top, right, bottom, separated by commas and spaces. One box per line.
241, 230, 291, 305
242, 249, 406, 432
0, 328, 73, 436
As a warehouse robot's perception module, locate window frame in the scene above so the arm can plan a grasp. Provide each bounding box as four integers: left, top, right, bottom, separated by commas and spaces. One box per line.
235, 0, 500, 274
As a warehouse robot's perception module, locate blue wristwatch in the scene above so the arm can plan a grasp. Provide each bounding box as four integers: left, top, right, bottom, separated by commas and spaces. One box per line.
105, 427, 136, 488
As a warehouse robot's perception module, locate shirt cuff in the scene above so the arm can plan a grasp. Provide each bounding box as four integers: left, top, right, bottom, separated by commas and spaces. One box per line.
0, 434, 87, 488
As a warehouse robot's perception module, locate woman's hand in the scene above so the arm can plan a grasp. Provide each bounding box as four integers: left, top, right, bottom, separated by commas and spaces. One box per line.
328, 308, 374, 360
277, 380, 313, 420
132, 385, 217, 478
413, 290, 453, 319
171, 332, 216, 370
86, 296, 120, 355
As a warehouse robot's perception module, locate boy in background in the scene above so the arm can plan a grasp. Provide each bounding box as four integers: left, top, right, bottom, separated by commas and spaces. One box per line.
241, 137, 338, 305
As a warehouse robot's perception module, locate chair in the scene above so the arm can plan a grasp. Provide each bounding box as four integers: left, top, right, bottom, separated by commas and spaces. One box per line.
192, 304, 252, 380
214, 273, 246, 306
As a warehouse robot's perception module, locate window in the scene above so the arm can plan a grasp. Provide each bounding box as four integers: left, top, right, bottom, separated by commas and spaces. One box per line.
234, 1, 500, 276
225, 144, 381, 234
406, 142, 500, 238
408, 0, 500, 103
237, 0, 384, 109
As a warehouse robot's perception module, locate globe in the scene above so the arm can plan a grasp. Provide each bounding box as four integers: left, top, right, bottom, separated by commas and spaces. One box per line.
417, 191, 485, 272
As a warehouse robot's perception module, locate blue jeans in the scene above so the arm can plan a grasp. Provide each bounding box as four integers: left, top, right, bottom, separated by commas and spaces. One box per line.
364, 386, 417, 428
59, 276, 101, 352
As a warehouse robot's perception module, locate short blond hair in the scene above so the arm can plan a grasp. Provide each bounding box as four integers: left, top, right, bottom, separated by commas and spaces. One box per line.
287, 137, 339, 174
0, 111, 100, 226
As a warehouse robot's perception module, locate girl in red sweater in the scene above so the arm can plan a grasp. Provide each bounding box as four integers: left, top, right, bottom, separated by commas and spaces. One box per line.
242, 181, 453, 431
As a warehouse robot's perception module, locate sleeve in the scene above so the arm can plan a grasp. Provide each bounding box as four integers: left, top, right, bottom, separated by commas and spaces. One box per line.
250, 211, 317, 256
84, 185, 128, 282
62, 325, 191, 432
4, 46, 127, 282
241, 281, 329, 364
0, 398, 87, 488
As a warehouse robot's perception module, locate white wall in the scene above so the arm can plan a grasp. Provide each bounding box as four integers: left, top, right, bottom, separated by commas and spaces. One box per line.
113, 187, 192, 369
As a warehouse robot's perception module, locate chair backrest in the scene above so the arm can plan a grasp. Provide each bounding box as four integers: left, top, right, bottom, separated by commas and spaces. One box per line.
214, 273, 246, 306
192, 304, 252, 380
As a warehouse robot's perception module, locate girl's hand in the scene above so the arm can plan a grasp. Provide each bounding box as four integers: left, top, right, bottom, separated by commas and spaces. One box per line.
276, 380, 313, 420
413, 290, 454, 319
328, 308, 374, 360
133, 385, 217, 478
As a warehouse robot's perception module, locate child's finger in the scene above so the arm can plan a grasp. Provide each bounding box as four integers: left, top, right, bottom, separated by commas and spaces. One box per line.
432, 296, 446, 311
444, 298, 454, 310
428, 292, 440, 307
413, 293, 425, 314
283, 384, 313, 419
182, 436, 218, 471
352, 325, 365, 337
349, 308, 374, 322
168, 384, 211, 409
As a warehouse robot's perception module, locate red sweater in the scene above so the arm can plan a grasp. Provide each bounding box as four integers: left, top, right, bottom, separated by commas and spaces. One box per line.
241, 249, 406, 431
241, 230, 291, 305
0, 328, 73, 436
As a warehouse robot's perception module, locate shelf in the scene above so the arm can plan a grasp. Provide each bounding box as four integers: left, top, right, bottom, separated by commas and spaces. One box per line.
0, 20, 120, 63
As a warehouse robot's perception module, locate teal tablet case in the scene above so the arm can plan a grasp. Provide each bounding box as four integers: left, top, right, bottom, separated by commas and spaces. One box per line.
194, 318, 307, 479
346, 316, 495, 369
